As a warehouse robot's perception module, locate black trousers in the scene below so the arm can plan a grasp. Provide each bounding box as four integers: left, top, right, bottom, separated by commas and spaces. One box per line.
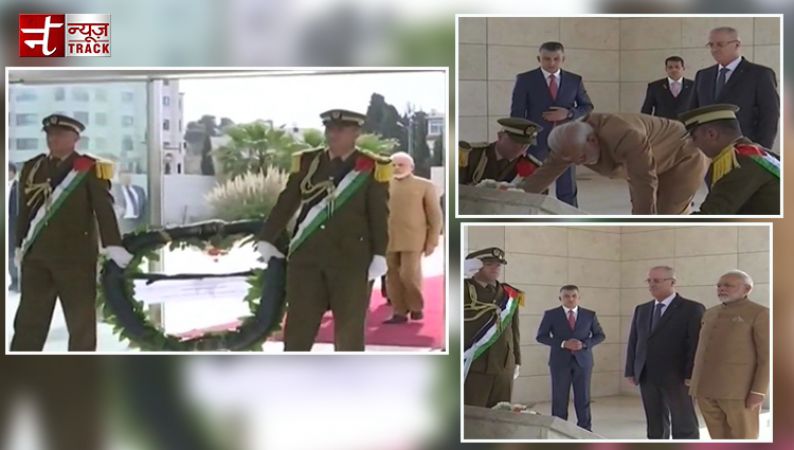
639, 374, 700, 439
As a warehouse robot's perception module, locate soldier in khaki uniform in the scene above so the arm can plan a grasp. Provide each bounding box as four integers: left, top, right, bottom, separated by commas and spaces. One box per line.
256, 109, 391, 351
382, 152, 443, 324
459, 118, 543, 186
519, 113, 709, 214
463, 247, 523, 408
689, 270, 770, 439
11, 114, 133, 351
678, 104, 780, 215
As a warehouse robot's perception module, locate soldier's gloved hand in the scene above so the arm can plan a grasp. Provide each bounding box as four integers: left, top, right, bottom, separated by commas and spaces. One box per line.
464, 258, 482, 277
257, 241, 285, 261
105, 246, 134, 269
14, 247, 22, 267
514, 365, 521, 380
368, 255, 387, 281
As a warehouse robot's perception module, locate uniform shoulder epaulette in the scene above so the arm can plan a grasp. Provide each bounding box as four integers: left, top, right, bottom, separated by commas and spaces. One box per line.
459, 141, 489, 168
290, 147, 324, 173
79, 153, 114, 180
358, 150, 393, 182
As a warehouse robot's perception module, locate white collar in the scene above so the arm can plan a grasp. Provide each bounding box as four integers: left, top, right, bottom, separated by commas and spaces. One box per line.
667, 77, 683, 85
719, 56, 742, 72
562, 305, 579, 315
541, 68, 561, 79
653, 292, 676, 307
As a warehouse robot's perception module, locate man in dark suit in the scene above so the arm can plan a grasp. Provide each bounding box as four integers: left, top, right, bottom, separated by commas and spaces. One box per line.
691, 26, 780, 149
510, 41, 594, 207
641, 56, 695, 119
113, 171, 148, 235
536, 285, 605, 431
625, 266, 705, 439
8, 163, 19, 292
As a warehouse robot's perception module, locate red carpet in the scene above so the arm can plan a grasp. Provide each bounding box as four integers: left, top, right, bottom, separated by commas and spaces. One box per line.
177, 275, 446, 350
313, 275, 445, 349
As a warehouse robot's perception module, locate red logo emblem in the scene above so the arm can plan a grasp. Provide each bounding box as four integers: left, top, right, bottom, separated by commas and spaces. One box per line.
18, 14, 66, 57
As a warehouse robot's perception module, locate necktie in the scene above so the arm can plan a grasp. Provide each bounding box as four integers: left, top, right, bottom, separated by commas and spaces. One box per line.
670, 81, 681, 98
715, 67, 729, 99
567, 309, 576, 330
548, 74, 558, 100
651, 302, 664, 331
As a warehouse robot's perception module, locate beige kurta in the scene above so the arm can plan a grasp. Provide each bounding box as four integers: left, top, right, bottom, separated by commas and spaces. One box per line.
689, 297, 770, 399
520, 113, 708, 214
387, 175, 442, 252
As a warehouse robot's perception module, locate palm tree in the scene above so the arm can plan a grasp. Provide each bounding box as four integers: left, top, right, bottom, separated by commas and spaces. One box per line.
213, 122, 308, 179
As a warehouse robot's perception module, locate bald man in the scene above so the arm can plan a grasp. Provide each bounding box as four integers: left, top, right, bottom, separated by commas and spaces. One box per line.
383, 152, 443, 324
519, 113, 708, 214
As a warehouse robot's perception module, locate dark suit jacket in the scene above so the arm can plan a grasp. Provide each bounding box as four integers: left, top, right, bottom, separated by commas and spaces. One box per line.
114, 184, 147, 219
510, 68, 594, 156
692, 57, 780, 149
8, 179, 18, 246
536, 306, 605, 369
641, 78, 695, 120
625, 294, 705, 385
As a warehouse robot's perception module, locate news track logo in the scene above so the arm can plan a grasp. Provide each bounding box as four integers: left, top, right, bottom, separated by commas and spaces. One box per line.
19, 14, 111, 57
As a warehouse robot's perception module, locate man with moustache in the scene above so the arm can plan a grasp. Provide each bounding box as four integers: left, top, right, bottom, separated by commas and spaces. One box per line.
256, 109, 391, 351
625, 266, 705, 439
690, 270, 769, 439
463, 247, 523, 408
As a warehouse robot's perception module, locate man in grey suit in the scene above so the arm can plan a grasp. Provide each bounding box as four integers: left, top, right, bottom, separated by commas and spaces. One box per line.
113, 170, 148, 235
625, 266, 705, 439
691, 26, 780, 149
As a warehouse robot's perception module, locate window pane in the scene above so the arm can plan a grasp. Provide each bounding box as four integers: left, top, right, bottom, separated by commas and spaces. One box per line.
15, 114, 37, 126
122, 116, 134, 126
15, 89, 37, 101
163, 96, 170, 106
73, 111, 90, 125
163, 119, 170, 130
72, 88, 90, 102
54, 87, 65, 101
95, 89, 108, 101
80, 136, 90, 150
95, 112, 108, 126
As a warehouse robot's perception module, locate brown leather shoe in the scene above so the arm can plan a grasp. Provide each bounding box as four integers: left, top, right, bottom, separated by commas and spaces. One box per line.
383, 315, 408, 324
410, 311, 424, 320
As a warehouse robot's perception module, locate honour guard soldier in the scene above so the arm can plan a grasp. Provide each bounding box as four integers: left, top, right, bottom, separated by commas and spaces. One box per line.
679, 104, 780, 214
256, 108, 391, 351
463, 247, 524, 408
11, 114, 133, 351
459, 118, 543, 186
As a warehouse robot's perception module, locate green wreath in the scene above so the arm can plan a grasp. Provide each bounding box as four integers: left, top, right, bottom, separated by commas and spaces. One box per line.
97, 219, 287, 351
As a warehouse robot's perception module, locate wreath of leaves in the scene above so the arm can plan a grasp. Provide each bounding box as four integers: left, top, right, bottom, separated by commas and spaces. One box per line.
96, 219, 287, 351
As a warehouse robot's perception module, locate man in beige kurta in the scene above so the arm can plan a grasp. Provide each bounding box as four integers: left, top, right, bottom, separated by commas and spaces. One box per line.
689, 270, 770, 439
383, 152, 443, 324
520, 113, 708, 214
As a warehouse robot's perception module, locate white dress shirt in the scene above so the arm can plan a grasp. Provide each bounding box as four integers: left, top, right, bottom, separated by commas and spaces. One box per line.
717, 56, 742, 84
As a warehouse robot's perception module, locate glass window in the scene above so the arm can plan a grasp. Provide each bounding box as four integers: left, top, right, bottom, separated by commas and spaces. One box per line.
15, 114, 37, 126
95, 112, 108, 126
163, 96, 171, 106
80, 136, 90, 150
121, 91, 135, 102
163, 119, 170, 130
122, 135, 134, 151
72, 88, 90, 102
54, 87, 66, 101
73, 111, 90, 125
16, 138, 39, 150
15, 89, 37, 101
429, 120, 443, 136
95, 89, 108, 101
122, 116, 134, 127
